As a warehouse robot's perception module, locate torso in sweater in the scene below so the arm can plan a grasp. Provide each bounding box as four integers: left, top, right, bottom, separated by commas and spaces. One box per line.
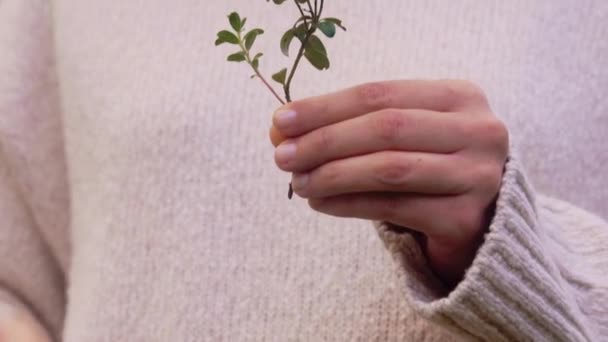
0, 0, 606, 340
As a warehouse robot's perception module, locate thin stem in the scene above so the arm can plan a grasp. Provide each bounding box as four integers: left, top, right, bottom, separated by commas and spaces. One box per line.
294, 0, 308, 28
237, 31, 285, 105
318, 0, 324, 18
254, 66, 285, 105
285, 0, 318, 102
283, 39, 307, 102
314, 0, 318, 14
306, 0, 314, 16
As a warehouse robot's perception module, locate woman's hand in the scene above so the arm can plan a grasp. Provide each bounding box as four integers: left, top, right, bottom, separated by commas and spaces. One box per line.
0, 303, 51, 342
269, 80, 509, 286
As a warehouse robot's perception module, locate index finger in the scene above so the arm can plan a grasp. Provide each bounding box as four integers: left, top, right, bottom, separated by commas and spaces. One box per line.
272, 79, 480, 139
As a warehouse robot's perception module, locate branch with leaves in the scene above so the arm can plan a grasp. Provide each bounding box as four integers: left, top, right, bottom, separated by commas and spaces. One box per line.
215, 0, 346, 198
215, 0, 346, 104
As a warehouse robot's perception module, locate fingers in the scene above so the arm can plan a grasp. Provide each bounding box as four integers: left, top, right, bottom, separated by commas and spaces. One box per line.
308, 193, 484, 240
308, 193, 446, 236
269, 125, 286, 147
290, 151, 472, 198
271, 79, 485, 139
274, 108, 467, 173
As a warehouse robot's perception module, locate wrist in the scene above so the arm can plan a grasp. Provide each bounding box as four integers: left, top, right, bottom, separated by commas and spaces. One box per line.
424, 199, 496, 288
424, 235, 483, 288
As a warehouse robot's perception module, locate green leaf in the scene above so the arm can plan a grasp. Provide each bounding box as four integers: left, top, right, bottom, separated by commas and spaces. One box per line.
304, 49, 330, 70
293, 22, 307, 42
215, 30, 239, 45
272, 68, 287, 85
227, 51, 246, 62
280, 29, 295, 56
321, 17, 346, 31
318, 21, 336, 38
250, 53, 263, 70
268, 0, 287, 4
229, 12, 242, 31
244, 28, 264, 50
304, 35, 329, 70
306, 34, 328, 56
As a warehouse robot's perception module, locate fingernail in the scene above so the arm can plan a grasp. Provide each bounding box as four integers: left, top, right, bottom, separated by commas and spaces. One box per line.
274, 109, 297, 129
291, 172, 309, 191
275, 140, 297, 166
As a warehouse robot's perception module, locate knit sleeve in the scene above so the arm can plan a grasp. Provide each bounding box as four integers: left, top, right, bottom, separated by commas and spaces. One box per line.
373, 151, 607, 341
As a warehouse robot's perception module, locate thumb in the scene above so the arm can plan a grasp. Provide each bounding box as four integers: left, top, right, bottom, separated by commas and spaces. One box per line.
269, 125, 287, 147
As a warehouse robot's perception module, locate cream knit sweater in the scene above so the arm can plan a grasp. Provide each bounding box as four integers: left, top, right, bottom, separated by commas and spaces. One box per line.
0, 0, 607, 341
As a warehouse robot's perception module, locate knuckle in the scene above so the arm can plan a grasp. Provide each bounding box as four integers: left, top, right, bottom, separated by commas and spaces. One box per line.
489, 120, 510, 152
317, 164, 340, 185
376, 154, 413, 186
311, 126, 333, 151
357, 82, 393, 109
472, 118, 510, 153
474, 163, 503, 193
372, 110, 408, 144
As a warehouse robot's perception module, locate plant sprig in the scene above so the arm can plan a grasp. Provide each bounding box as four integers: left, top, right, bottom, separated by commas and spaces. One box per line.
215, 12, 285, 104
215, 0, 346, 199
215, 0, 346, 104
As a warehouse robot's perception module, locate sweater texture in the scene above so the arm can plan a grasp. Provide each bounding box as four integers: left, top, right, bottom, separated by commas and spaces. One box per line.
0, 0, 607, 341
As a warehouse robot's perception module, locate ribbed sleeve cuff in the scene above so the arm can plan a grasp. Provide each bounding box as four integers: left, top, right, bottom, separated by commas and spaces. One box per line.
374, 152, 593, 341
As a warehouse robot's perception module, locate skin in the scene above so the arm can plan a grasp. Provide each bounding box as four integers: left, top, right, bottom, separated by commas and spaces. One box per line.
0, 305, 51, 342
270, 79, 509, 287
